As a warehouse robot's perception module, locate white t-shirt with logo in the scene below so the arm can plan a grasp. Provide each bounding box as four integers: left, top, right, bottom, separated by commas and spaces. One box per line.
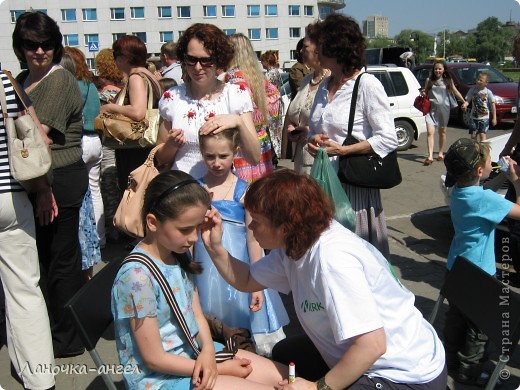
250, 221, 445, 383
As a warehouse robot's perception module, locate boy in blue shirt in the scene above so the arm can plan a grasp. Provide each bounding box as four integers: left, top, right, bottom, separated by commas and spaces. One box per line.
443, 138, 520, 384
465, 72, 496, 142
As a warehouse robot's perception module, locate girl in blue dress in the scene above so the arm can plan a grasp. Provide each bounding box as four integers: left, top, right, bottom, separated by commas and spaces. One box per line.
111, 171, 287, 389
193, 129, 289, 357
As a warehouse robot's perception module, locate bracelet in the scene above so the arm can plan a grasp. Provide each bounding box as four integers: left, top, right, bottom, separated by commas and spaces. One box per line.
316, 376, 334, 390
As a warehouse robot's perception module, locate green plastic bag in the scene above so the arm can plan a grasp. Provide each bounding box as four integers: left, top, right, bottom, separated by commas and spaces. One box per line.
310, 148, 356, 232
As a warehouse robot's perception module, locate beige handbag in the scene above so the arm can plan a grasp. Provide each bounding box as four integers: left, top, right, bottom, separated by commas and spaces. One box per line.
95, 73, 159, 148
113, 145, 161, 238
0, 71, 52, 192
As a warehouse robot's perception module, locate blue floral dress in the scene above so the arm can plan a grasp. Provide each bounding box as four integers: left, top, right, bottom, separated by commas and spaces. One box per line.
112, 247, 206, 389
79, 188, 101, 270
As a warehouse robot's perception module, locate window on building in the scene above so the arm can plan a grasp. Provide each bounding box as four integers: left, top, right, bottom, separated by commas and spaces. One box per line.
304, 5, 314, 16
265, 4, 277, 16
319, 6, 332, 20
82, 8, 97, 21
288, 5, 300, 16
158, 6, 172, 18
203, 5, 216, 17
64, 34, 79, 46
160, 31, 174, 43
133, 32, 147, 44
84, 34, 99, 46
34, 9, 47, 14
221, 5, 235, 17
223, 29, 237, 35
289, 27, 301, 39
177, 6, 191, 18
61, 9, 76, 22
111, 8, 125, 20
10, 10, 25, 23
248, 28, 261, 41
247, 5, 260, 17
131, 7, 145, 19
265, 28, 278, 39
112, 33, 126, 42
290, 49, 298, 60
178, 31, 185, 39
86, 58, 95, 71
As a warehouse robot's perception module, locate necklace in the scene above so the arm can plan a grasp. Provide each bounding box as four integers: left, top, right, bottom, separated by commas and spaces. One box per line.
310, 69, 330, 86
221, 175, 236, 200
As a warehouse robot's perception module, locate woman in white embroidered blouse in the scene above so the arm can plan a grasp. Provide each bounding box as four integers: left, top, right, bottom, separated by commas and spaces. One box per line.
156, 24, 260, 178
306, 14, 398, 259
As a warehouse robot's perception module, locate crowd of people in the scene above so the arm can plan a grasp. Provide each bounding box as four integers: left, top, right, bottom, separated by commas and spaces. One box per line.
1, 8, 520, 390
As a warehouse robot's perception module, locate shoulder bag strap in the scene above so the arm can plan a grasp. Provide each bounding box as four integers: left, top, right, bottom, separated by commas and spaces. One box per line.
346, 71, 365, 139
0, 73, 17, 142
3, 70, 30, 112
121, 253, 202, 357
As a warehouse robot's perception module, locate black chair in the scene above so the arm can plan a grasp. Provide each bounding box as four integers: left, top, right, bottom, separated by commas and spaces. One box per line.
65, 258, 123, 390
429, 256, 520, 390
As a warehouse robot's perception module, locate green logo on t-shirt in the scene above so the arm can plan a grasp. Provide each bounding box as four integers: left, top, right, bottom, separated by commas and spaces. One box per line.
301, 299, 324, 313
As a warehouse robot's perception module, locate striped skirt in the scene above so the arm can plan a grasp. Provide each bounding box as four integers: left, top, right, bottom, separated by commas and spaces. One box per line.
234, 127, 274, 183
343, 183, 391, 259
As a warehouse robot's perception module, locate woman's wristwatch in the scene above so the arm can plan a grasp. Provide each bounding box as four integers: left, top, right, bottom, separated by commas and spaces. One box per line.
316, 376, 334, 390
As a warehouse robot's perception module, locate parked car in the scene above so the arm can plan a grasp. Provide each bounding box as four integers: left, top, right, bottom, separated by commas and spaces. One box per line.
278, 65, 427, 151
413, 63, 517, 127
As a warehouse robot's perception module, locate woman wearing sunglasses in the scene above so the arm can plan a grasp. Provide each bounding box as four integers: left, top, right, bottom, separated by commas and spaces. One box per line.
156, 23, 260, 178
99, 35, 162, 196
12, 11, 88, 359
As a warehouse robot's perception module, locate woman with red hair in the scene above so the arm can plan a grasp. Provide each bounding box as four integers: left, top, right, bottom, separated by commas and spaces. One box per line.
100, 35, 162, 193
202, 170, 447, 389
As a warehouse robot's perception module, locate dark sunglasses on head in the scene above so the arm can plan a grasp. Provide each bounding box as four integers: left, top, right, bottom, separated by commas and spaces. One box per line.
22, 39, 55, 51
184, 55, 214, 67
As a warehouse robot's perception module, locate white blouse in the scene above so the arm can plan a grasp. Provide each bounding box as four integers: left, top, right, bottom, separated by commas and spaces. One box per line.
159, 82, 253, 178
309, 71, 397, 170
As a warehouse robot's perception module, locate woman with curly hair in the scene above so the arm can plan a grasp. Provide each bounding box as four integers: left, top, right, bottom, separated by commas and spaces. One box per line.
202, 169, 447, 389
225, 33, 274, 182
94, 48, 123, 103
156, 23, 260, 178
306, 14, 398, 259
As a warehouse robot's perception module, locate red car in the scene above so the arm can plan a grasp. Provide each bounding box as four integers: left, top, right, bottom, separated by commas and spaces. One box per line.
413, 63, 517, 126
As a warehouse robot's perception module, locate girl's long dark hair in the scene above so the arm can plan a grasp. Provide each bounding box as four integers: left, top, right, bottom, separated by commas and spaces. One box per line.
143, 171, 211, 274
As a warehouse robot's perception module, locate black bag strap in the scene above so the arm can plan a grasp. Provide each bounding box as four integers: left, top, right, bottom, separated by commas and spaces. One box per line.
346, 71, 365, 139
121, 253, 202, 357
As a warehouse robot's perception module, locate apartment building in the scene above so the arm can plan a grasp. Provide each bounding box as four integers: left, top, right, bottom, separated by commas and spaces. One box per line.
0, 0, 345, 74
362, 15, 389, 39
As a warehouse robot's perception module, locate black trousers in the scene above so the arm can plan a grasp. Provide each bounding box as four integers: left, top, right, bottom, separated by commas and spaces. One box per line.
272, 334, 447, 389
36, 159, 88, 356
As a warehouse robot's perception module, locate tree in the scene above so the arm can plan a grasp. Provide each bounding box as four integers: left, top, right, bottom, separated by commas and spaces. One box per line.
473, 17, 516, 62
366, 37, 394, 48
393, 29, 435, 63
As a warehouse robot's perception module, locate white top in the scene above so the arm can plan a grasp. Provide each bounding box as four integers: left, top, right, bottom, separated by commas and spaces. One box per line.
251, 221, 445, 384
159, 83, 253, 178
308, 72, 397, 171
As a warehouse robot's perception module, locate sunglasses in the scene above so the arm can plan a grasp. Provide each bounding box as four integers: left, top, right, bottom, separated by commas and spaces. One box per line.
22, 39, 55, 52
184, 55, 214, 67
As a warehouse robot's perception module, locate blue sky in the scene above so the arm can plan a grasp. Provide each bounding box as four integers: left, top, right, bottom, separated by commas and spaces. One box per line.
342, 0, 519, 37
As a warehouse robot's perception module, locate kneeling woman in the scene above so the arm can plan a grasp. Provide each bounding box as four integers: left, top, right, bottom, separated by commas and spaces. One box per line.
202, 170, 447, 389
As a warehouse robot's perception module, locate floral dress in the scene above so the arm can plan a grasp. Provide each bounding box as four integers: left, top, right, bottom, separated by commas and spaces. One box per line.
159, 83, 254, 179
225, 68, 274, 182
111, 247, 200, 389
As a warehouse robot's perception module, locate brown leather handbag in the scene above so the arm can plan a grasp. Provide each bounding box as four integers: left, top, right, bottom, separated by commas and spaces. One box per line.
113, 145, 160, 237
95, 73, 159, 148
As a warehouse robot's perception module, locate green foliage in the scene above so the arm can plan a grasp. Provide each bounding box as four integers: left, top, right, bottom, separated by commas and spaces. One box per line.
366, 37, 394, 48
393, 16, 517, 63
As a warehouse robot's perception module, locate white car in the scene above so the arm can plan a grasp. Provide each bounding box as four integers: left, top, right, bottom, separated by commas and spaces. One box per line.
279, 65, 426, 151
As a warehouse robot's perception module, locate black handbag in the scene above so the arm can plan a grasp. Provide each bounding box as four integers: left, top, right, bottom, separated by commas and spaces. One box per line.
121, 253, 237, 363
337, 73, 402, 189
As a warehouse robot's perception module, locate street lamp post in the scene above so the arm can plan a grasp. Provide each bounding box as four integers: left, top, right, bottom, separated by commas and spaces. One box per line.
410, 32, 419, 65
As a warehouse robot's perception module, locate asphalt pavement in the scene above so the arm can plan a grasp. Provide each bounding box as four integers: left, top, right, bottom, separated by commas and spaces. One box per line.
1, 122, 519, 389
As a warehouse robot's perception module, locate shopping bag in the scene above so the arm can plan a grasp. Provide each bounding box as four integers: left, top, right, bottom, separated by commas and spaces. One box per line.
310, 148, 356, 232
